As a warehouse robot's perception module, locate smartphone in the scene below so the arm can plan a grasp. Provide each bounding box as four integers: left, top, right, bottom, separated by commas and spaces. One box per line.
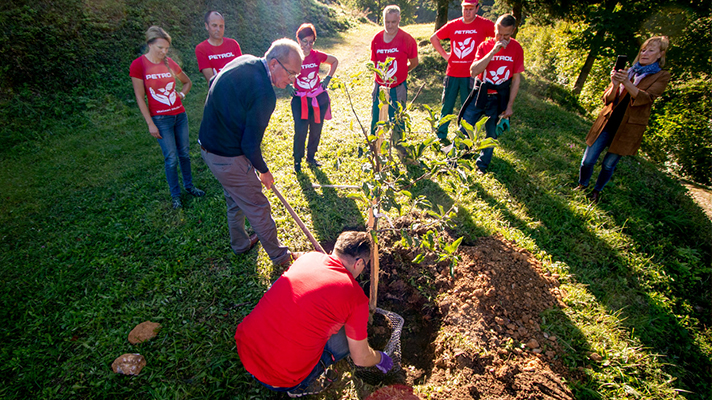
614, 55, 628, 71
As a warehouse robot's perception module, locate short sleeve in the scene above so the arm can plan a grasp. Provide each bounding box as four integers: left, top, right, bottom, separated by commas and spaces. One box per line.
129, 58, 143, 79
195, 43, 210, 71
344, 300, 369, 340
167, 57, 183, 75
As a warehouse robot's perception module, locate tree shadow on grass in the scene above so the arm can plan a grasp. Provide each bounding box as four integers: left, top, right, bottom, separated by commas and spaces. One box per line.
295, 166, 366, 251
486, 149, 712, 398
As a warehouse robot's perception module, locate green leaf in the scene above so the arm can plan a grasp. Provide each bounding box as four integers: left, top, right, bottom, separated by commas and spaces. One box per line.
413, 253, 425, 264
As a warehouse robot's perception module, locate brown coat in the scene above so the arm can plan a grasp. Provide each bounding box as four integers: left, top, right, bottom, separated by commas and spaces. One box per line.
585, 70, 671, 156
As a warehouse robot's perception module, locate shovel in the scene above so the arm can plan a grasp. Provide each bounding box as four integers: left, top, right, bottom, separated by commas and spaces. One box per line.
271, 184, 326, 253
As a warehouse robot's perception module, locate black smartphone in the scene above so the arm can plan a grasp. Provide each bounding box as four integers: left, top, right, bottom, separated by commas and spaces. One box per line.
614, 55, 628, 71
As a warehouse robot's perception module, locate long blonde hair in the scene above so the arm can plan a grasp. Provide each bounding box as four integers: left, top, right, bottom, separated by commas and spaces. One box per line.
145, 26, 176, 78
633, 36, 669, 67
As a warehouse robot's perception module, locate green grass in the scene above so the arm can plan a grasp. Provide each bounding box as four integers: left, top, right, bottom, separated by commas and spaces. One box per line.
1, 22, 711, 399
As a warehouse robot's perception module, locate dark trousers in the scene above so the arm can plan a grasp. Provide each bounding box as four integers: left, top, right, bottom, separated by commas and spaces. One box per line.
291, 92, 330, 163
459, 93, 500, 172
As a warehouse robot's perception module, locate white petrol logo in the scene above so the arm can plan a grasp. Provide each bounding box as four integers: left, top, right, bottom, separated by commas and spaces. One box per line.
453, 37, 476, 59
297, 71, 319, 90
384, 60, 397, 82
150, 82, 177, 106
486, 66, 510, 85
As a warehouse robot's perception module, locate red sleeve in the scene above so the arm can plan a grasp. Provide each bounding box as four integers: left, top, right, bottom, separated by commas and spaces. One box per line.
475, 40, 487, 60
514, 44, 525, 74
234, 40, 243, 57
486, 20, 496, 38
407, 34, 418, 59
129, 58, 143, 79
167, 57, 183, 75
195, 42, 210, 71
370, 37, 377, 62
435, 20, 451, 40
344, 299, 369, 340
315, 50, 328, 64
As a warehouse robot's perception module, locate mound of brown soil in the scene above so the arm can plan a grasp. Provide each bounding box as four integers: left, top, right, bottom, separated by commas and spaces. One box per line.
363, 216, 575, 399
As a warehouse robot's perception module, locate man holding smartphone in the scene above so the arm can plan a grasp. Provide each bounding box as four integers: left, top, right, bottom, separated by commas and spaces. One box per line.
458, 13, 524, 174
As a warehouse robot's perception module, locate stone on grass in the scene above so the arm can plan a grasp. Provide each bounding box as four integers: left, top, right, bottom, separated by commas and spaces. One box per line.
589, 352, 603, 362
128, 321, 162, 344
111, 353, 146, 375
526, 338, 540, 349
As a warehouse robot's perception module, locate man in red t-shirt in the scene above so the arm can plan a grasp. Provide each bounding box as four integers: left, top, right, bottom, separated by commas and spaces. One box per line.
370, 5, 419, 150
235, 231, 393, 397
195, 11, 242, 82
430, 0, 494, 141
458, 14, 524, 173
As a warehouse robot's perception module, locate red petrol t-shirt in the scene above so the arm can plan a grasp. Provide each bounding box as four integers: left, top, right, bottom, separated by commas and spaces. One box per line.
475, 38, 525, 86
129, 56, 185, 116
235, 253, 369, 388
435, 16, 495, 78
295, 49, 329, 92
370, 29, 418, 87
195, 38, 242, 75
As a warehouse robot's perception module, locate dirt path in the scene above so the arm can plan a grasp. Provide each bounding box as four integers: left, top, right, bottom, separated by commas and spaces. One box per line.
683, 182, 712, 221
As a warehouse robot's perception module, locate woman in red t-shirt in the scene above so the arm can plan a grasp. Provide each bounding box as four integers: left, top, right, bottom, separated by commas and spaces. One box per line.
287, 23, 339, 173
130, 26, 204, 209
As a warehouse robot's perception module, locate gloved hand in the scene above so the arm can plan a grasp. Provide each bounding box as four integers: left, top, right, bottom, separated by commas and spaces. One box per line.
375, 351, 393, 373
286, 84, 296, 96
321, 75, 332, 90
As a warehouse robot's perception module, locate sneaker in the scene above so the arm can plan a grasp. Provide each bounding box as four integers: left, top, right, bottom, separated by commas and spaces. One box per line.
287, 370, 335, 398
186, 186, 205, 197
172, 197, 182, 209
573, 184, 588, 191
294, 162, 302, 173
590, 189, 601, 204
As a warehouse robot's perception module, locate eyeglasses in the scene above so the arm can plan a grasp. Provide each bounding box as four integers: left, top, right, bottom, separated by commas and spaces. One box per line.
300, 39, 315, 46
276, 58, 299, 78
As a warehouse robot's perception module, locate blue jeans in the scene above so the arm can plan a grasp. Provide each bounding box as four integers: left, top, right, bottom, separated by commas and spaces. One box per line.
258, 327, 351, 393
438, 76, 472, 139
459, 93, 500, 172
579, 130, 623, 192
152, 112, 194, 198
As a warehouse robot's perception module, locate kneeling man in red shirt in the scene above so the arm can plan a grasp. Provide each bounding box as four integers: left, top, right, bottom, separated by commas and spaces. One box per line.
235, 231, 393, 398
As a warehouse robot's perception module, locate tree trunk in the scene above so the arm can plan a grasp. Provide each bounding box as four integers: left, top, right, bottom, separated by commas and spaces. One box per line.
573, 28, 606, 97
434, 0, 449, 31
511, 1, 523, 38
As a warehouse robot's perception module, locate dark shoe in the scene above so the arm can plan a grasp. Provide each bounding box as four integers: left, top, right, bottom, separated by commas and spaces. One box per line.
590, 190, 601, 204
248, 234, 259, 251
186, 186, 205, 197
306, 159, 321, 167
294, 162, 302, 173
573, 184, 588, 191
171, 197, 182, 209
287, 368, 336, 398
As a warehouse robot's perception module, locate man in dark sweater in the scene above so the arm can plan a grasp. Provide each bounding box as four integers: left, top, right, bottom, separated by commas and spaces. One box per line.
199, 38, 303, 266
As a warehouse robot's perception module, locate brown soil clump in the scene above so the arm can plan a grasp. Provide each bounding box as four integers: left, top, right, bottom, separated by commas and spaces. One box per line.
355, 215, 575, 399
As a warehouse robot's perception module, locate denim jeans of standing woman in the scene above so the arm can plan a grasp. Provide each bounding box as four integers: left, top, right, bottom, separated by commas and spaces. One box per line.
151, 112, 198, 199
578, 130, 623, 192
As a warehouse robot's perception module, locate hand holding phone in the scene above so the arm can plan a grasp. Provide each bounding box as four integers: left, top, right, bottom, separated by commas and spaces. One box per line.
614, 55, 628, 71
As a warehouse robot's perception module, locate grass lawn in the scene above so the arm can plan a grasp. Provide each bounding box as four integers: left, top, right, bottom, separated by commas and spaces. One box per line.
1, 22, 710, 399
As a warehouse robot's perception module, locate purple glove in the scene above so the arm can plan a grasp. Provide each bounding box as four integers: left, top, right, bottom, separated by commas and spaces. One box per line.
375, 351, 393, 373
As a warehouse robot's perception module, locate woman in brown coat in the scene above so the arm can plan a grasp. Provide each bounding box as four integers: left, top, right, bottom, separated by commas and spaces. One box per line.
575, 36, 670, 203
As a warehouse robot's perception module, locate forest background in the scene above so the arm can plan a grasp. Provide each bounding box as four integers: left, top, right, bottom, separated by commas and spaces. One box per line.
0, 0, 710, 183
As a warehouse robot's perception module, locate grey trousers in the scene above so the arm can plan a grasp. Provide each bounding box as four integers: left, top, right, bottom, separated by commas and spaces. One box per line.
201, 149, 290, 264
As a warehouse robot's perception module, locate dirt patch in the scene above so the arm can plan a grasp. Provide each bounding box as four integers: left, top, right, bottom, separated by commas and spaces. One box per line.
353, 215, 576, 399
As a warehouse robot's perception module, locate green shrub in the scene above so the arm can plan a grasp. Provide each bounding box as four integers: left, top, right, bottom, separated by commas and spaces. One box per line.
644, 78, 712, 185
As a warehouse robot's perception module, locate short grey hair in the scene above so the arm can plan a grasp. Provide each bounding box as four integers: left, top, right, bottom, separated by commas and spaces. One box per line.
265, 38, 304, 63
383, 5, 401, 19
